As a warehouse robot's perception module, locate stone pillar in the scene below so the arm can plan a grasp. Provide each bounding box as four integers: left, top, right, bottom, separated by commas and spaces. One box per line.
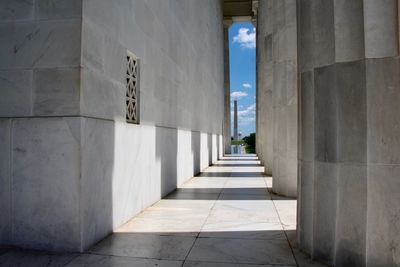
0, 0, 226, 253
256, 0, 298, 196
233, 100, 238, 140
297, 0, 400, 266
0, 0, 82, 251
224, 21, 232, 154
256, 0, 273, 175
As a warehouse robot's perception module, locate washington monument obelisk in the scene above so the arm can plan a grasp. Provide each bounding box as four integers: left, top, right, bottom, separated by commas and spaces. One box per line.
233, 100, 238, 140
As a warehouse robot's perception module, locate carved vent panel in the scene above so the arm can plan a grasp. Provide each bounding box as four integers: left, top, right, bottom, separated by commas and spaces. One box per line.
126, 51, 140, 124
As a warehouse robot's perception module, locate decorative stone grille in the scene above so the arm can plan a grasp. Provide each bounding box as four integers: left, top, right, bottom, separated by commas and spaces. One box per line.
126, 51, 139, 124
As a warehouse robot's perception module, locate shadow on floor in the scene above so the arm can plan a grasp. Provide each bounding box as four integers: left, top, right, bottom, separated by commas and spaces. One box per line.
0, 230, 328, 267
0, 154, 328, 267
198, 172, 266, 177
164, 187, 271, 200
211, 164, 262, 167
218, 158, 259, 161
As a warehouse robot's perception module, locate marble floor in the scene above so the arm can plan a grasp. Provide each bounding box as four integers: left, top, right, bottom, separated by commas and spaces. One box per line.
0, 155, 326, 267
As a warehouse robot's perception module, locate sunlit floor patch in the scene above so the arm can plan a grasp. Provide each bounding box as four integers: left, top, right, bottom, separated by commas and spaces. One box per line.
83, 155, 326, 266
0, 155, 327, 266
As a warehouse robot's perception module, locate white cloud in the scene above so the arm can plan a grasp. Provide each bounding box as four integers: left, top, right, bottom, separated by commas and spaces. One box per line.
233, 28, 256, 49
231, 91, 248, 99
231, 103, 256, 126
242, 83, 252, 89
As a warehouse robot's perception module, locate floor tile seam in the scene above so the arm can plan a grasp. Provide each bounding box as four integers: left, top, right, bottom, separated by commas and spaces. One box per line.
209, 209, 278, 214
179, 210, 214, 263
195, 165, 230, 231
168, 192, 222, 195
113, 232, 200, 238
134, 214, 212, 219
262, 179, 274, 200
260, 167, 298, 267
183, 259, 296, 266
218, 195, 271, 198
192, 235, 287, 241
184, 159, 263, 265
98, 231, 198, 244
219, 192, 271, 194
201, 222, 283, 230
61, 253, 82, 266
182, 257, 297, 266
181, 164, 228, 264
0, 248, 78, 256
270, 197, 299, 267
198, 175, 228, 231
134, 213, 212, 217
84, 251, 185, 262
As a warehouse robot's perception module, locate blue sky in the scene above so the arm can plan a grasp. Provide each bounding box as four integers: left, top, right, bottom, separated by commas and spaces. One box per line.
229, 22, 256, 137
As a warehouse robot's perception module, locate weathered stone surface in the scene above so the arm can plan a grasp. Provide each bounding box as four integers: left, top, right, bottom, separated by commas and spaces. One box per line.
333, 0, 365, 62
81, 19, 126, 83
80, 67, 125, 121
81, 0, 224, 133
366, 58, 400, 165
367, 165, 400, 267
0, 70, 33, 117
336, 60, 366, 163
298, 0, 313, 72
364, 0, 398, 58
33, 68, 80, 116
313, 162, 337, 263
298, 161, 314, 253
35, 0, 82, 19
300, 71, 314, 161
0, 0, 226, 254
256, 10, 273, 172
311, 0, 335, 68
0, 120, 11, 245
223, 25, 231, 154
335, 164, 367, 267
12, 118, 81, 251
298, 2, 400, 266
0, 0, 34, 22
0, 19, 81, 69
257, 0, 298, 197
80, 118, 115, 250
314, 64, 337, 163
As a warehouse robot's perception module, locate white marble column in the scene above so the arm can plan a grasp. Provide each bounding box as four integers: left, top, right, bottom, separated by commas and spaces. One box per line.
256, 0, 298, 196
297, 1, 400, 266
233, 100, 238, 140
224, 20, 232, 154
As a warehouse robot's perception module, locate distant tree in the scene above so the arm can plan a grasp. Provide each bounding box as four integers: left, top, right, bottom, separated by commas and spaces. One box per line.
243, 133, 256, 153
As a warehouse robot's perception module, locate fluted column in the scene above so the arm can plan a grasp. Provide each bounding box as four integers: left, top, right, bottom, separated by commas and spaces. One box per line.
223, 20, 232, 154
297, 1, 400, 266
256, 0, 273, 174
256, 0, 298, 196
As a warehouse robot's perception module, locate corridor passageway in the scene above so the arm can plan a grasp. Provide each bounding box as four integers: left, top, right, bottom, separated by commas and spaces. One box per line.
0, 155, 324, 266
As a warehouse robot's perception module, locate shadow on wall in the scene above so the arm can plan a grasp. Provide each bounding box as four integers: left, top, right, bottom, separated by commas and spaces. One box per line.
0, 230, 327, 267
191, 131, 201, 175
216, 134, 220, 160
208, 133, 213, 166
155, 126, 178, 198
3, 118, 117, 252
81, 118, 115, 252
4, 120, 222, 252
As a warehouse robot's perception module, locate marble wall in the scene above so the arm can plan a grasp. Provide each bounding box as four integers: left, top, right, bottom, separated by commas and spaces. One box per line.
256, 0, 298, 197
0, 0, 224, 252
297, 0, 400, 266
0, 0, 82, 250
